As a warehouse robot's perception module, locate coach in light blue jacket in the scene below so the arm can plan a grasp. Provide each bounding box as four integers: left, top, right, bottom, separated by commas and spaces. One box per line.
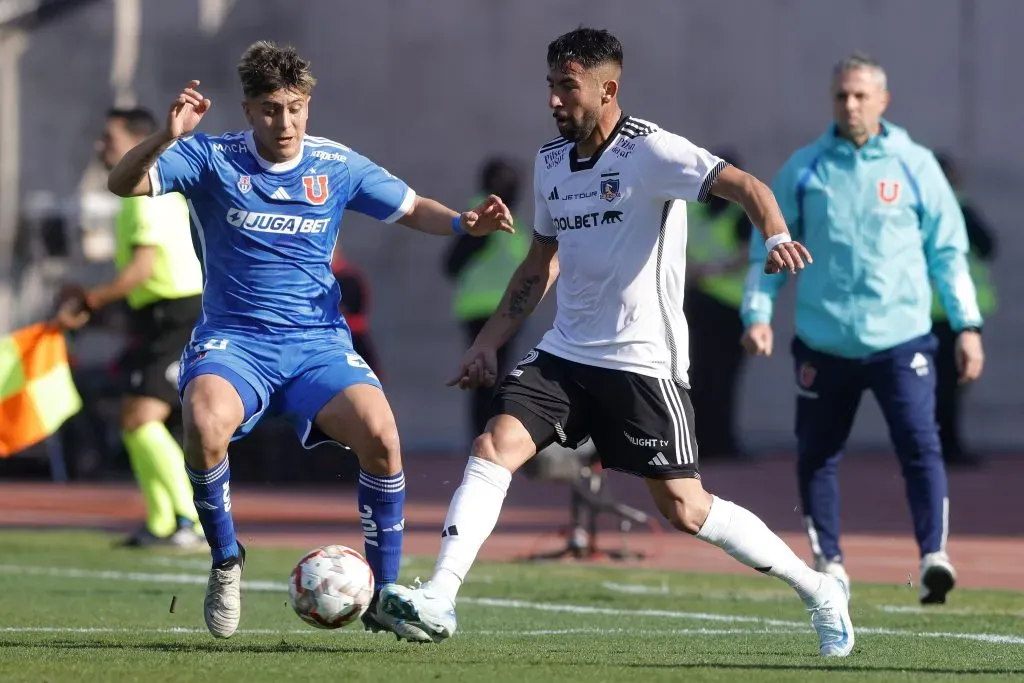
740, 53, 985, 606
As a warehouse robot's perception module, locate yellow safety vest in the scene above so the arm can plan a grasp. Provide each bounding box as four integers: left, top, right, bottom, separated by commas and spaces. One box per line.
932, 250, 996, 321
453, 196, 531, 320
686, 203, 747, 309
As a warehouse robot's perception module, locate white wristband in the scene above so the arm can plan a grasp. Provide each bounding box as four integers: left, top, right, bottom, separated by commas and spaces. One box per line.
765, 233, 792, 251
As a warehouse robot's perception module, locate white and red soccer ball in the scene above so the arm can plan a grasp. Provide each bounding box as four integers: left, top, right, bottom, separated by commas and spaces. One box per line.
288, 545, 374, 629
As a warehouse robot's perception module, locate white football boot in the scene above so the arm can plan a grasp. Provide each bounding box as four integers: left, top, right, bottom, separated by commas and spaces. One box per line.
807, 574, 855, 657
380, 582, 458, 644
204, 543, 245, 639
361, 586, 433, 643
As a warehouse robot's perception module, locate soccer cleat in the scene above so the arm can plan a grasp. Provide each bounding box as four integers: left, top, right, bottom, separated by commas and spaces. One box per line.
119, 526, 165, 548
167, 526, 206, 550
379, 582, 458, 644
814, 555, 852, 598
920, 552, 957, 605
119, 524, 204, 550
204, 543, 245, 639
807, 574, 855, 657
360, 587, 433, 643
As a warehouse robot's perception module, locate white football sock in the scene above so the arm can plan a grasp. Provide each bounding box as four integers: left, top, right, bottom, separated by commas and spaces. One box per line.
429, 456, 512, 603
697, 495, 824, 604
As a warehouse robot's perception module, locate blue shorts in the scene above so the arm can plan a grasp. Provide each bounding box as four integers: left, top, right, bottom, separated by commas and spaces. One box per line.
177, 326, 382, 448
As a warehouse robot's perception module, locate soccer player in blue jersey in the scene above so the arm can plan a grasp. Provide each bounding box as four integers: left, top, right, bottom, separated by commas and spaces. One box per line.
106, 41, 513, 641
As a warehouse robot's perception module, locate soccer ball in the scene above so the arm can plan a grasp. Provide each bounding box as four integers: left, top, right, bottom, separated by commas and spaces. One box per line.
288, 545, 374, 629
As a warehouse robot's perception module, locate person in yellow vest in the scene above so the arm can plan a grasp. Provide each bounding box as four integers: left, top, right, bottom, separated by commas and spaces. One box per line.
56, 107, 205, 547
444, 158, 531, 437
932, 153, 997, 468
684, 149, 752, 459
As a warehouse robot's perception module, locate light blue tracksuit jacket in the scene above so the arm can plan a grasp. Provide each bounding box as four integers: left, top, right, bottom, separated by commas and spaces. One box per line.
741, 120, 983, 358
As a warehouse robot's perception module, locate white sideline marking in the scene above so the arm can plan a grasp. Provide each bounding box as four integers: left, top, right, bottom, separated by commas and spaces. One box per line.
1, 565, 1022, 646
0, 626, 804, 637
878, 604, 1024, 619
602, 581, 670, 595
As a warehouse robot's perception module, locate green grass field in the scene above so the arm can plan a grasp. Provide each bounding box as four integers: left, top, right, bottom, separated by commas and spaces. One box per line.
0, 530, 1021, 682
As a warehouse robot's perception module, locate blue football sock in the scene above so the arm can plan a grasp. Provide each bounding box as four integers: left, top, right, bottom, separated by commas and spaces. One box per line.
357, 469, 405, 589
186, 455, 239, 565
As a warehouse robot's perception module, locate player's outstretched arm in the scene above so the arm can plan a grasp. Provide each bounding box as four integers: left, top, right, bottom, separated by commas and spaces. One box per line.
710, 165, 812, 275
108, 80, 211, 197
397, 195, 514, 237
446, 237, 559, 389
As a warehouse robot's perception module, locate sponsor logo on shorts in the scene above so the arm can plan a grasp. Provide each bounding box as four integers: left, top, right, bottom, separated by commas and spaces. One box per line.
623, 431, 670, 449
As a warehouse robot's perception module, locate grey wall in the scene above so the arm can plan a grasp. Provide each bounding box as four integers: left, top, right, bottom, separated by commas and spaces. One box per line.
15, 0, 1024, 452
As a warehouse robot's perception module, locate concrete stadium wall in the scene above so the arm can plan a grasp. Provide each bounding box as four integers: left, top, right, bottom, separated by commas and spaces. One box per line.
15, 0, 1024, 452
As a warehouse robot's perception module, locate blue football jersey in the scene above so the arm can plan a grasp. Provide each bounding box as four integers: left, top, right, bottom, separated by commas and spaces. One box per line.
149, 130, 414, 329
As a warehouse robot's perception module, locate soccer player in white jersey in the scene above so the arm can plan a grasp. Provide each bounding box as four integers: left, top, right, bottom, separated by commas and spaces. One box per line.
382, 28, 854, 657
105, 41, 513, 641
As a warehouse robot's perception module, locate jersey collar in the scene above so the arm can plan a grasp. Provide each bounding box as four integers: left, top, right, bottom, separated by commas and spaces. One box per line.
569, 113, 628, 173
244, 130, 306, 173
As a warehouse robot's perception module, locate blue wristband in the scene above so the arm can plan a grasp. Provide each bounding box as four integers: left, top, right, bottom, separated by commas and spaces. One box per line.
452, 215, 466, 235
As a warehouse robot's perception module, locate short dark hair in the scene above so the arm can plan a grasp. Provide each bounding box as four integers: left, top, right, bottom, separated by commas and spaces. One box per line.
237, 40, 317, 99
106, 107, 157, 137
480, 157, 519, 191
547, 27, 623, 71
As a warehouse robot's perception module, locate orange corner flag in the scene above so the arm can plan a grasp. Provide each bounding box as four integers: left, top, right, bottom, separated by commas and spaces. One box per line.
0, 322, 82, 457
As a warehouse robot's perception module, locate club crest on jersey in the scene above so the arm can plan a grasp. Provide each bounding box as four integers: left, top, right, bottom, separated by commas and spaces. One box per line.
599, 174, 620, 202
237, 175, 252, 194
878, 180, 900, 204
798, 362, 816, 389
302, 175, 329, 205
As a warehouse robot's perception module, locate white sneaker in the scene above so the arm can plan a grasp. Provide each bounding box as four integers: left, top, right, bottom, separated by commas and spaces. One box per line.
204, 544, 245, 639
167, 527, 206, 550
361, 585, 433, 643
814, 555, 851, 597
380, 582, 458, 644
920, 552, 957, 604
807, 574, 855, 657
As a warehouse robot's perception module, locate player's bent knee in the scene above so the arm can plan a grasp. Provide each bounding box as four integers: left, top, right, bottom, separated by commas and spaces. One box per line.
353, 421, 402, 475
471, 416, 536, 473
120, 396, 171, 432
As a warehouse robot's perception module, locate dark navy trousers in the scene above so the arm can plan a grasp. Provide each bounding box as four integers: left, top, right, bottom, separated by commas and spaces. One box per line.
793, 334, 948, 562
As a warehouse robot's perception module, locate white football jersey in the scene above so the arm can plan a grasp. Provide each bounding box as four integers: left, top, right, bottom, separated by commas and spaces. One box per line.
533, 115, 726, 385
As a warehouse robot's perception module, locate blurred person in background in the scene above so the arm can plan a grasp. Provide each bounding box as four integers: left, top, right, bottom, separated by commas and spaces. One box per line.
56, 107, 204, 549
684, 148, 752, 459
331, 244, 382, 377
444, 157, 530, 438
741, 53, 984, 605
931, 153, 997, 468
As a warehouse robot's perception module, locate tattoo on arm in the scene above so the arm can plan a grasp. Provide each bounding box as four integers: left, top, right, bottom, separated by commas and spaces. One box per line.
505, 275, 541, 319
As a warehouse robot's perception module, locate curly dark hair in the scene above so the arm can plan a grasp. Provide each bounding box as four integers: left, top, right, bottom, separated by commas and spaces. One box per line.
237, 40, 317, 99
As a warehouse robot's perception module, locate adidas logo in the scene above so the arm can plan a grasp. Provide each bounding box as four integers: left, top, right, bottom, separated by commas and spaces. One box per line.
548, 187, 559, 200
910, 352, 929, 376
271, 186, 292, 200
648, 452, 670, 467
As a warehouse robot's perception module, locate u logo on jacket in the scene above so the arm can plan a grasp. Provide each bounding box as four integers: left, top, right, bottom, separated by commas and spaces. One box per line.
877, 180, 900, 204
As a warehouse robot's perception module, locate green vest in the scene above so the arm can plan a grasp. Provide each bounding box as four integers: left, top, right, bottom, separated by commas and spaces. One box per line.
686, 203, 747, 308
932, 250, 996, 321
453, 196, 531, 320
